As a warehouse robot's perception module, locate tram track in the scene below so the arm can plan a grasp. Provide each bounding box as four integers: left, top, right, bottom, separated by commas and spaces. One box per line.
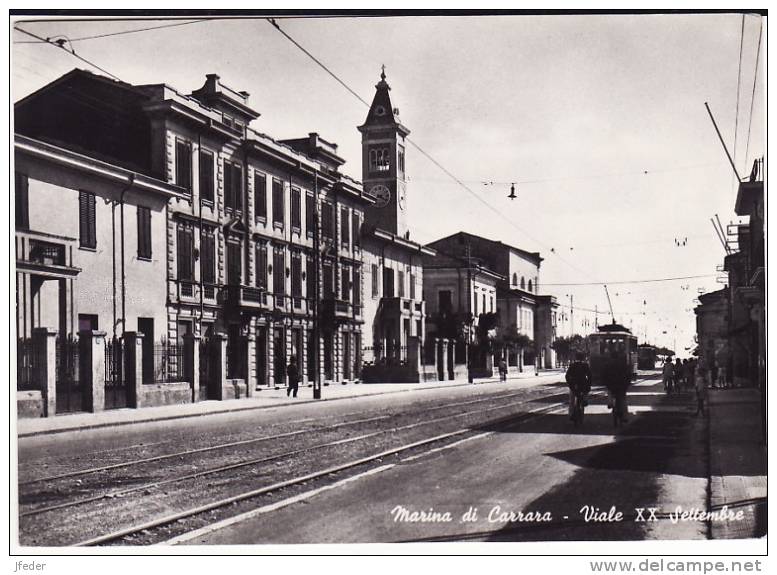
20, 389, 569, 519
18, 385, 551, 487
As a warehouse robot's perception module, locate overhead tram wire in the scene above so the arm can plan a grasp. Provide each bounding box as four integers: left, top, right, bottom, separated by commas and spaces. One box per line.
13, 26, 121, 81
732, 14, 745, 190
541, 273, 716, 287
265, 17, 601, 285
13, 19, 209, 44
744, 18, 764, 167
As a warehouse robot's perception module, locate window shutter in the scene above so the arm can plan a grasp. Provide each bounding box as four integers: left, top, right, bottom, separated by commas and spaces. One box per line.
15, 172, 29, 229
234, 164, 243, 212
352, 214, 360, 247
353, 268, 361, 307
254, 172, 267, 219
224, 163, 233, 210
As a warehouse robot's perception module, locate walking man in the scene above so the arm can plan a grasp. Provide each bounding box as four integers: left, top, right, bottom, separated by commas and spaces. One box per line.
286, 356, 300, 398
498, 357, 507, 382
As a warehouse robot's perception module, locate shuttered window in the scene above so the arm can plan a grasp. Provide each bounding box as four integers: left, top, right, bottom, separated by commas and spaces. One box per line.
199, 150, 214, 203
321, 202, 335, 240
175, 140, 192, 192
323, 260, 334, 298
371, 264, 379, 298
340, 207, 350, 248
201, 232, 216, 284
306, 253, 316, 299
137, 206, 152, 259
226, 241, 242, 285
409, 273, 416, 300
353, 267, 361, 307
224, 161, 243, 212
273, 249, 285, 295
79, 191, 97, 249
341, 264, 351, 302
291, 251, 302, 297
254, 172, 267, 220
272, 179, 284, 226
352, 214, 360, 248
291, 187, 301, 231
176, 227, 194, 281
398, 270, 405, 298
255, 243, 268, 290
15, 172, 29, 229
306, 193, 315, 237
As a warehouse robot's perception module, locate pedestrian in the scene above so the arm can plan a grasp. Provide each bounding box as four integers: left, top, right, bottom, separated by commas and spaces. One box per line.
694, 362, 709, 416
674, 357, 684, 390
662, 357, 674, 393
604, 351, 631, 423
286, 356, 299, 398
498, 357, 507, 382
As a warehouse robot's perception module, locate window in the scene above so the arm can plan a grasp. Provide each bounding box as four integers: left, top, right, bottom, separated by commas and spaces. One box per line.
272, 179, 284, 226
382, 267, 394, 298
398, 270, 405, 298
78, 314, 99, 331
79, 191, 97, 249
176, 226, 194, 281
368, 147, 390, 172
482, 294, 486, 314
306, 253, 316, 299
199, 150, 214, 203
224, 161, 243, 212
226, 240, 242, 285
321, 202, 335, 240
137, 206, 152, 259
438, 290, 452, 314
490, 296, 494, 312
291, 251, 302, 297
409, 273, 416, 300
474, 292, 478, 315
353, 267, 361, 307
352, 214, 361, 248
341, 264, 351, 302
291, 187, 301, 231
306, 193, 316, 237
255, 243, 268, 290
340, 207, 350, 248
528, 279, 533, 292
273, 248, 285, 295
371, 263, 379, 298
398, 146, 405, 176
520, 277, 526, 290
512, 273, 518, 286
201, 232, 216, 284
254, 172, 267, 220
175, 140, 192, 192
323, 260, 334, 298
15, 172, 28, 229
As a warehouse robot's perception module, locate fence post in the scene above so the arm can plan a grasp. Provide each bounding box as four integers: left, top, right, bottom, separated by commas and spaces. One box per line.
80, 330, 106, 413
213, 332, 228, 400
124, 331, 144, 408
184, 333, 199, 403
407, 336, 421, 380
32, 327, 57, 417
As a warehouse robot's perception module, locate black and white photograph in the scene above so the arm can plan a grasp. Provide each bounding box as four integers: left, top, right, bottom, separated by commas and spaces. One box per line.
9, 7, 767, 566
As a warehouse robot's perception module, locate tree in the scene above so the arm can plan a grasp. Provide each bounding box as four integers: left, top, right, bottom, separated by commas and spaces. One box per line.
552, 334, 588, 366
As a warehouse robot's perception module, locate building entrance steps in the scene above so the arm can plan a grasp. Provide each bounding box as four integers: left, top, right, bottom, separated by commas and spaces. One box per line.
707, 387, 767, 539
16, 369, 562, 438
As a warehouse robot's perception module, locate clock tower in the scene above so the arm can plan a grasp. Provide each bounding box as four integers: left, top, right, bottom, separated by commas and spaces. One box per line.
358, 68, 410, 237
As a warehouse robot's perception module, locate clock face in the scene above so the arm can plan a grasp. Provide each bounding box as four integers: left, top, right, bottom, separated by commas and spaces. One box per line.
370, 184, 391, 208
398, 183, 406, 210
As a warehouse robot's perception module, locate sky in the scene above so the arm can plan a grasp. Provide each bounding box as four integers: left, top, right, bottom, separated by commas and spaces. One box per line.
11, 12, 766, 354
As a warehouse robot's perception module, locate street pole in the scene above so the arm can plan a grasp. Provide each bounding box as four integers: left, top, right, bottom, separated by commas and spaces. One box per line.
466, 240, 473, 383
313, 173, 322, 400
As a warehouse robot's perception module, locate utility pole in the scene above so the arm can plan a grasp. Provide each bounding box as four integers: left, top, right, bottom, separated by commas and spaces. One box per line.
312, 173, 322, 400
466, 240, 473, 383
569, 294, 574, 337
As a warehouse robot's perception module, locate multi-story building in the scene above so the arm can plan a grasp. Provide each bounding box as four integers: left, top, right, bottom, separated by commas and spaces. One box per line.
15, 69, 374, 404
358, 71, 435, 382
424, 231, 558, 370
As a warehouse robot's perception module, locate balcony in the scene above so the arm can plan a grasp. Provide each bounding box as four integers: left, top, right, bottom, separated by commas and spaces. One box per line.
223, 285, 270, 313
16, 229, 80, 279
172, 281, 220, 305
321, 298, 353, 323
381, 297, 425, 318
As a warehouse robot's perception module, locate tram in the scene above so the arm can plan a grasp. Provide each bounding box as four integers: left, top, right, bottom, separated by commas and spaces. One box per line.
637, 344, 658, 370
588, 321, 639, 387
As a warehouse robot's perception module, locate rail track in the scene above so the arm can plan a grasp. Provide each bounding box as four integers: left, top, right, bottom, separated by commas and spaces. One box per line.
18, 379, 628, 546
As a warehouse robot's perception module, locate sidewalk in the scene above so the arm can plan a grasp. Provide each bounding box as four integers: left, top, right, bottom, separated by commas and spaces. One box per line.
16, 369, 563, 438
707, 387, 767, 539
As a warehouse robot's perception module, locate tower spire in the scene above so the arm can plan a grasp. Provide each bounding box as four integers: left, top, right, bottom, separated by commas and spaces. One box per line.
380, 64, 386, 81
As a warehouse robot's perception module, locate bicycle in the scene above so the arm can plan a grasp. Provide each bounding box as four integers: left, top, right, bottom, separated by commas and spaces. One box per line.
571, 390, 586, 427
612, 391, 627, 428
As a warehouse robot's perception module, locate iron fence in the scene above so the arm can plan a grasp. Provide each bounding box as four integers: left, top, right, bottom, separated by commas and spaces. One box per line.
150, 341, 185, 384
104, 337, 127, 409
17, 338, 37, 391
56, 335, 82, 413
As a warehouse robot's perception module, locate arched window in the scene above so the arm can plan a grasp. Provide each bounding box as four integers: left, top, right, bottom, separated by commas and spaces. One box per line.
512, 273, 518, 286
528, 280, 533, 292
520, 277, 525, 290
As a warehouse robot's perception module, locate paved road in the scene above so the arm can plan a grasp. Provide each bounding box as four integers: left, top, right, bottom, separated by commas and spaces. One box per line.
177, 376, 709, 544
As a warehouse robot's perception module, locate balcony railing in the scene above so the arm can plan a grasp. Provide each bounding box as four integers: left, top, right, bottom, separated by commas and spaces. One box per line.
381, 297, 425, 317
321, 298, 353, 322
173, 280, 219, 304
16, 229, 80, 278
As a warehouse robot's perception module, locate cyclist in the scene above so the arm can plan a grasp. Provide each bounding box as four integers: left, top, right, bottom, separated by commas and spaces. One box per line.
565, 352, 592, 420
604, 350, 631, 425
